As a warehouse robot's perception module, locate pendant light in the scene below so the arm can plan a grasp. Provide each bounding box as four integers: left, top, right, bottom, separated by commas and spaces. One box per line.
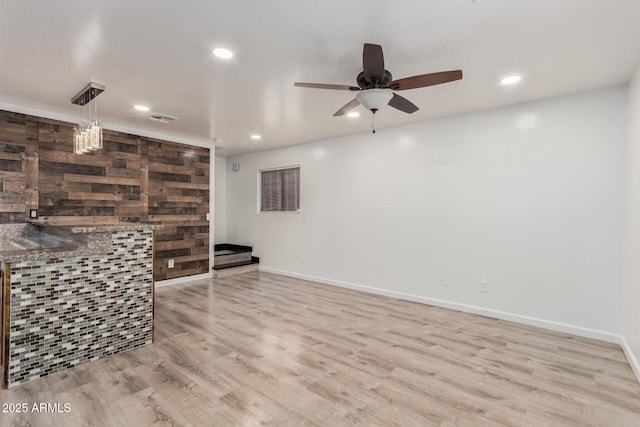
71, 82, 105, 154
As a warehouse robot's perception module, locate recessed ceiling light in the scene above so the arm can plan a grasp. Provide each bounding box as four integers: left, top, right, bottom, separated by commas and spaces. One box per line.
250, 134, 262, 140
347, 111, 360, 118
134, 105, 150, 112
213, 48, 233, 59
501, 75, 522, 85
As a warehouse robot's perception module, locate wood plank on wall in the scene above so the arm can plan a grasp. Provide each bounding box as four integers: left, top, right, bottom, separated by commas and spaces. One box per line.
62, 174, 139, 186
36, 215, 123, 225
0, 152, 23, 161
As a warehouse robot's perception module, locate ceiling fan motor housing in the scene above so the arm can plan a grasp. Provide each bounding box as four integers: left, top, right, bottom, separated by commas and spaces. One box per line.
357, 70, 393, 89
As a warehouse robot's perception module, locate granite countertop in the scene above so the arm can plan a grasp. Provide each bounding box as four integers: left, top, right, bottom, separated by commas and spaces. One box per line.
26, 221, 164, 233
0, 223, 162, 263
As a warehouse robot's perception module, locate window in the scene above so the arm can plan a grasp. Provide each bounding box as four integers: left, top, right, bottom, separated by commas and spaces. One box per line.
260, 166, 300, 212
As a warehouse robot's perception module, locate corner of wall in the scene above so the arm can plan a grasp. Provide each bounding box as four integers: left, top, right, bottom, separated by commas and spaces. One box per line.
214, 156, 228, 245
622, 65, 640, 385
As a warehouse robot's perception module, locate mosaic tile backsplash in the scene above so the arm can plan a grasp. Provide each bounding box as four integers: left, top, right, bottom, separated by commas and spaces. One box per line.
5, 229, 154, 387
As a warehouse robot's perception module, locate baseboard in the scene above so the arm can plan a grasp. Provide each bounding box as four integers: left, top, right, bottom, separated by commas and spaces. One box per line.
620, 336, 640, 384
259, 266, 620, 344
155, 272, 212, 288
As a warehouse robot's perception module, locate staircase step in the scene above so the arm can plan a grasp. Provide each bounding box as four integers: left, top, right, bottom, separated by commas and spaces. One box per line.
212, 256, 258, 270
213, 257, 260, 278
214, 243, 254, 268
213, 263, 259, 278
214, 243, 252, 254
215, 251, 252, 266
212, 244, 259, 278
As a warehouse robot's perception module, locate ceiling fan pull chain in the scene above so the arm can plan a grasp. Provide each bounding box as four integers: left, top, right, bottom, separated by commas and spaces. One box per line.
372, 109, 376, 134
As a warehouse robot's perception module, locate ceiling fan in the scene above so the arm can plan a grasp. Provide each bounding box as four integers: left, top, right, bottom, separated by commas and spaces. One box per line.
294, 43, 462, 117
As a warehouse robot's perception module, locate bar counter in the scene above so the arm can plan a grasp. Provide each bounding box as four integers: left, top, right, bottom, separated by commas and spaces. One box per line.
0, 222, 160, 388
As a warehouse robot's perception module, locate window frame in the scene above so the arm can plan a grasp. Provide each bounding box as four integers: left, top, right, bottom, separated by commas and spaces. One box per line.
257, 165, 301, 214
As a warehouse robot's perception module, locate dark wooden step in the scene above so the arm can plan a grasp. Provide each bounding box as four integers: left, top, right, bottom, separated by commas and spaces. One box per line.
212, 256, 260, 271
214, 243, 254, 268
212, 256, 260, 278
214, 243, 252, 254
215, 251, 252, 266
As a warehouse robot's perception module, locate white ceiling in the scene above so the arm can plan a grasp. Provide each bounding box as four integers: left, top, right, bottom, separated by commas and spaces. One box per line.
1, 1, 639, 157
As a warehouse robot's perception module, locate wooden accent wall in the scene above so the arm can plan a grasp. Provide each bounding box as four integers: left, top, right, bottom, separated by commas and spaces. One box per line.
0, 109, 210, 281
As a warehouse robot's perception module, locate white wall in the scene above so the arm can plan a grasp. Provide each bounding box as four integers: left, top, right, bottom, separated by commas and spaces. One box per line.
623, 67, 640, 378
214, 156, 228, 244
227, 86, 626, 339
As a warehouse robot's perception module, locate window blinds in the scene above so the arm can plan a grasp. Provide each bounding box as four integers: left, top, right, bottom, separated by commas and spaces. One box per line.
260, 167, 300, 212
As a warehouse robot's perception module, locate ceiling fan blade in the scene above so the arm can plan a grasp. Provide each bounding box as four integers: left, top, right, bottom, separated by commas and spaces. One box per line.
388, 93, 419, 114
333, 98, 361, 116
391, 70, 463, 91
363, 43, 385, 83
294, 82, 359, 91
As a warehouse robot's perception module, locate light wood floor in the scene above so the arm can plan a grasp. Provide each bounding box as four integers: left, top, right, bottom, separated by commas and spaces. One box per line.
1, 271, 640, 426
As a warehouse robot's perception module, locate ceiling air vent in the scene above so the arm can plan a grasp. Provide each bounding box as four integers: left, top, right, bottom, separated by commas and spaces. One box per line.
149, 113, 179, 124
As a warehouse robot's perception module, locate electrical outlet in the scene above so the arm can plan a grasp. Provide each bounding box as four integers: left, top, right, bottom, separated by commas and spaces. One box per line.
206, 213, 210, 221
480, 280, 488, 293
168, 259, 175, 269
443, 275, 452, 287
29, 209, 38, 219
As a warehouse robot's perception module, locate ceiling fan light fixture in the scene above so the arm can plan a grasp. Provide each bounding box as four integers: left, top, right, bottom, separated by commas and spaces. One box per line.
294, 44, 462, 117
356, 89, 393, 112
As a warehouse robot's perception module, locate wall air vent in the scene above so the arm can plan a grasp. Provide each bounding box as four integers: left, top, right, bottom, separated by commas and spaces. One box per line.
149, 113, 179, 124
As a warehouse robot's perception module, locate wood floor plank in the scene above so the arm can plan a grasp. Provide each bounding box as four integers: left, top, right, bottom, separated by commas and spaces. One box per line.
1, 271, 639, 426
